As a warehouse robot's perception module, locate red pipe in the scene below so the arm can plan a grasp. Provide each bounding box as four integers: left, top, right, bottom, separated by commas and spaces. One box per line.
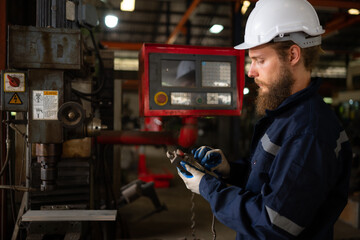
97, 117, 198, 148
97, 130, 178, 145
178, 117, 198, 148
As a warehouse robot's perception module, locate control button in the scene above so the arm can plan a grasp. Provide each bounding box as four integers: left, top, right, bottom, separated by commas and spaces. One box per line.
154, 91, 168, 106
4, 72, 26, 92
196, 97, 203, 104
8, 75, 20, 87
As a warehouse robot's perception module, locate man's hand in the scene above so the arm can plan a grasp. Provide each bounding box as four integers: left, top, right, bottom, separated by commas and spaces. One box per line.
177, 162, 205, 194
192, 146, 230, 178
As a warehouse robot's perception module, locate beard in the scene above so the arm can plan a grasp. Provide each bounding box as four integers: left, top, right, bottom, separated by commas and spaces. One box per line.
255, 64, 295, 116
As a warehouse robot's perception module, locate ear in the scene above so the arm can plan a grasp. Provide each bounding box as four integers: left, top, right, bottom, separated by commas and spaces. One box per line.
288, 45, 301, 66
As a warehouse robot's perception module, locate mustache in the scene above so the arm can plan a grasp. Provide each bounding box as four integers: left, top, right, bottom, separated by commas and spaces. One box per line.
255, 79, 267, 87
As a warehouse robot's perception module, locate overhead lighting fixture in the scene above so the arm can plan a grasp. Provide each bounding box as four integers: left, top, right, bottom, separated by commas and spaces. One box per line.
241, 0, 251, 15
121, 0, 135, 12
209, 24, 224, 34
348, 8, 360, 15
105, 15, 118, 28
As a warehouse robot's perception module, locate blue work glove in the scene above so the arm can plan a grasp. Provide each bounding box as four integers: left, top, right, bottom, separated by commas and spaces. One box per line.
177, 161, 205, 194
192, 146, 230, 178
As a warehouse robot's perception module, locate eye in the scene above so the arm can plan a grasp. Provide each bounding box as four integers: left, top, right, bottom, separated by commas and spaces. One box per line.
257, 59, 264, 64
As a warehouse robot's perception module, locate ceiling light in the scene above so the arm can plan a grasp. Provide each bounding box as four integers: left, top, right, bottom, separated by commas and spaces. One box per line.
209, 24, 224, 34
241, 1, 251, 15
348, 8, 360, 15
121, 0, 135, 12
105, 15, 118, 28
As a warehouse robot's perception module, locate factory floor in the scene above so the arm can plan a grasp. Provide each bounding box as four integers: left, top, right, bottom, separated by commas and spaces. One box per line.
118, 146, 360, 240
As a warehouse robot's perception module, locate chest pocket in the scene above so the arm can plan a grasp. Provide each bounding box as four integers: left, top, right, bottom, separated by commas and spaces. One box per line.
246, 133, 281, 193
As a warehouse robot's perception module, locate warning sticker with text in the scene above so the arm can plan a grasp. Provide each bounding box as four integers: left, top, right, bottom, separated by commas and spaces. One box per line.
33, 90, 58, 120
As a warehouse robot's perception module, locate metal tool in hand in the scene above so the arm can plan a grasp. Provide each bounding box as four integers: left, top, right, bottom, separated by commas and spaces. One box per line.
166, 149, 218, 178
166, 149, 205, 174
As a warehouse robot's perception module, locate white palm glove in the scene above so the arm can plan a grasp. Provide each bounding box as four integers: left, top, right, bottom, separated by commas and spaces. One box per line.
192, 146, 230, 178
177, 162, 205, 194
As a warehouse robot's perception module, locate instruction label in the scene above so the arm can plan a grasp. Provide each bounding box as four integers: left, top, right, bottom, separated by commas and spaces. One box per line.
33, 90, 59, 120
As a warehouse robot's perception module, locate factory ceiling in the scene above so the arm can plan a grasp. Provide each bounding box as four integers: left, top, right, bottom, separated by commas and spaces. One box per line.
87, 0, 360, 85
6, 0, 359, 80
93, 0, 360, 74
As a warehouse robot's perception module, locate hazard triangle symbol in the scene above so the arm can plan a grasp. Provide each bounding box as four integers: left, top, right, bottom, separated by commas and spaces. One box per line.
9, 93, 22, 105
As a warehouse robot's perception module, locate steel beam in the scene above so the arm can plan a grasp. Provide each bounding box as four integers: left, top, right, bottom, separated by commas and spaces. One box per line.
226, 0, 360, 9
166, 0, 202, 44
324, 14, 360, 37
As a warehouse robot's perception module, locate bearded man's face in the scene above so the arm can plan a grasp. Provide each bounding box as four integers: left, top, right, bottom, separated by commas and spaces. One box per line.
247, 44, 295, 116
255, 64, 294, 115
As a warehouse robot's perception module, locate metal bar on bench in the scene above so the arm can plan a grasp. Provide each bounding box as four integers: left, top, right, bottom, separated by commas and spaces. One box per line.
21, 210, 117, 222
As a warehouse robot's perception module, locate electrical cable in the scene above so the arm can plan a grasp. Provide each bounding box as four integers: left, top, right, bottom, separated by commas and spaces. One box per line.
18, 135, 26, 186
190, 192, 197, 240
72, 91, 101, 103
9, 123, 26, 139
189, 192, 217, 240
0, 139, 10, 177
0, 122, 27, 177
1, 113, 16, 225
211, 214, 217, 240
7, 122, 27, 185
71, 29, 107, 98
8, 148, 16, 225
0, 117, 11, 177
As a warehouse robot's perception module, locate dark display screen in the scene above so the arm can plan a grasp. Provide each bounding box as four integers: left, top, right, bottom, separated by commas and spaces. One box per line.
161, 60, 196, 87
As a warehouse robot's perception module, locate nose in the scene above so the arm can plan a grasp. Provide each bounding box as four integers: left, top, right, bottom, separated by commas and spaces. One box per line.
247, 62, 258, 78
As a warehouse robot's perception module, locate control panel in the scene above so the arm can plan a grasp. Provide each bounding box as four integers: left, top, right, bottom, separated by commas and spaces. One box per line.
139, 43, 245, 116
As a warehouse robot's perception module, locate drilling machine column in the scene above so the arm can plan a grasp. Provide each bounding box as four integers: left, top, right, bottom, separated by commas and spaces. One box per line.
36, 143, 62, 191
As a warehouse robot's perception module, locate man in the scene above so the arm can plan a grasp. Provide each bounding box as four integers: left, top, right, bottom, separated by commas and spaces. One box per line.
174, 0, 353, 239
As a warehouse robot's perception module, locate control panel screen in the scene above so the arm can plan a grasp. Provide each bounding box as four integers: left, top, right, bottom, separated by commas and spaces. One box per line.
161, 60, 196, 87
202, 61, 231, 87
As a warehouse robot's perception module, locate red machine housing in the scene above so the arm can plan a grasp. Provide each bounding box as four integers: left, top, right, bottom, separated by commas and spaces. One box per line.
139, 43, 245, 117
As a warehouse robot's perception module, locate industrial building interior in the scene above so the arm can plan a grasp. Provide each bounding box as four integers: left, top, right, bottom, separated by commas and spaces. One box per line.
1, 0, 360, 239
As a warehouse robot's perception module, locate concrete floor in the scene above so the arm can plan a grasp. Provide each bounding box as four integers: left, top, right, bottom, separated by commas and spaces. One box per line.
118, 146, 360, 240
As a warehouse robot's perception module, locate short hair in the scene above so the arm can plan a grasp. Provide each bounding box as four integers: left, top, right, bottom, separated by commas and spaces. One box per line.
270, 41, 322, 72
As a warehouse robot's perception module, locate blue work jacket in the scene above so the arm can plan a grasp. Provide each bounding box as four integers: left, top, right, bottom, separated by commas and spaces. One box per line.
200, 78, 353, 239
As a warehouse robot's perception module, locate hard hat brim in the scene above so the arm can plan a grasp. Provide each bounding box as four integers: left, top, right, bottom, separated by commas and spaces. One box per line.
234, 41, 260, 50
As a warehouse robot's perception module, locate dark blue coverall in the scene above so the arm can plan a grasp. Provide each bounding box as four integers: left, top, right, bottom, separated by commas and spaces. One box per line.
200, 78, 353, 239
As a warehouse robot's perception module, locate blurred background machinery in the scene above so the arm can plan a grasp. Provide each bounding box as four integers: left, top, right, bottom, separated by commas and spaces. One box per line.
0, 1, 245, 239
1, 0, 360, 239
1, 1, 118, 239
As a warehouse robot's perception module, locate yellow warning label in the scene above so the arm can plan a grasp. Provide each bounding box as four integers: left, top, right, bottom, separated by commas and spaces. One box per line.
44, 91, 58, 95
9, 93, 22, 105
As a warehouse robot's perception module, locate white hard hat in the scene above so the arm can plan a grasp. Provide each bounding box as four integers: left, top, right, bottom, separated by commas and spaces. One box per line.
235, 0, 325, 50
